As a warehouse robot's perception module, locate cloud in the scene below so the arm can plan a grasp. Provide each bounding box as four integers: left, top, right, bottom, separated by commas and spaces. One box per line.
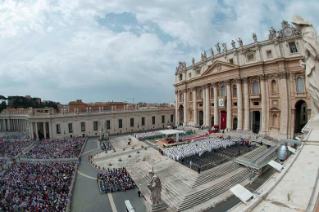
0, 0, 318, 103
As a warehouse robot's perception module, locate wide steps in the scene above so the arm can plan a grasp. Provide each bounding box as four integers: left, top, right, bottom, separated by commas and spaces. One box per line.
193, 162, 240, 187
179, 168, 251, 211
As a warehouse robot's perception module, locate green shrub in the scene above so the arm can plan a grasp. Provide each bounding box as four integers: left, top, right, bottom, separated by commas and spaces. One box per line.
137, 151, 140, 154
128, 155, 131, 158
118, 158, 122, 162
108, 163, 112, 166
142, 157, 146, 161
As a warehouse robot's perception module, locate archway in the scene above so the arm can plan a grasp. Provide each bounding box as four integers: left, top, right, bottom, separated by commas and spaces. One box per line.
233, 118, 238, 130
179, 105, 184, 125
252, 111, 260, 133
199, 111, 204, 126
295, 100, 307, 133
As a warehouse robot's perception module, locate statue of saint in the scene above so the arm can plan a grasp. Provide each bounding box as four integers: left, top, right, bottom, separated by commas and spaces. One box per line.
292, 15, 319, 114
210, 47, 214, 57
231, 40, 236, 49
222, 43, 227, 53
147, 174, 162, 205
192, 57, 195, 66
269, 27, 276, 40
252, 33, 257, 43
215, 42, 221, 54
237, 38, 243, 48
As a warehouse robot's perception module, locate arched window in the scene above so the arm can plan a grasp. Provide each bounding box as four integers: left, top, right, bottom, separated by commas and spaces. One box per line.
200, 90, 203, 99
233, 118, 238, 130
253, 81, 259, 95
271, 80, 277, 94
272, 114, 278, 127
297, 77, 304, 93
221, 85, 226, 97
179, 74, 183, 81
233, 85, 237, 97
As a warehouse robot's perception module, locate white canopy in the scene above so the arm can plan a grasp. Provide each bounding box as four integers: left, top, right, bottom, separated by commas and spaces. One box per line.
159, 130, 185, 135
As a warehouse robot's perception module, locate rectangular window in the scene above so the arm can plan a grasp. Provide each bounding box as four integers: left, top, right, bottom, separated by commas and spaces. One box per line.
56, 124, 61, 134
141, 117, 145, 126
152, 116, 156, 125
118, 119, 123, 128
162, 115, 165, 124
81, 122, 85, 132
171, 115, 174, 122
106, 120, 111, 130
93, 121, 98, 131
253, 102, 259, 106
234, 102, 238, 106
130, 118, 134, 127
266, 50, 273, 58
289, 42, 298, 53
247, 53, 254, 61
188, 73, 191, 78
68, 123, 73, 133
229, 58, 234, 64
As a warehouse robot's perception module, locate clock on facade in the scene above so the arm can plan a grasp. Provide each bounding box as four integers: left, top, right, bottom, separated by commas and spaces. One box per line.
283, 27, 293, 37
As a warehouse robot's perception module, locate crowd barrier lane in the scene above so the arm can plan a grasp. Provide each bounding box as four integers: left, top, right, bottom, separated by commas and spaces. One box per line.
19, 157, 79, 162
66, 162, 79, 212
79, 137, 89, 157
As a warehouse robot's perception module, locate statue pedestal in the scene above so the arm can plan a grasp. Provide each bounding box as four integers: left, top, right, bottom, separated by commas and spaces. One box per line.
150, 202, 168, 212
302, 114, 319, 142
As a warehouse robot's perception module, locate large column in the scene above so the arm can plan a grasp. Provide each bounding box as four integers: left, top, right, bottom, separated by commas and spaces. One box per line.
175, 91, 179, 126
243, 78, 250, 131
30, 122, 34, 139
35, 122, 39, 140
226, 81, 232, 131
279, 72, 289, 136
183, 89, 187, 126
202, 87, 206, 126
205, 84, 210, 127
213, 84, 219, 126
192, 87, 197, 126
43, 122, 47, 139
260, 75, 268, 134
236, 79, 243, 130
49, 122, 53, 139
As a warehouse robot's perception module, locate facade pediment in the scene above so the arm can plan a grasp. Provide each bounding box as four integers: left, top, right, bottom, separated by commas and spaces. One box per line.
201, 61, 239, 76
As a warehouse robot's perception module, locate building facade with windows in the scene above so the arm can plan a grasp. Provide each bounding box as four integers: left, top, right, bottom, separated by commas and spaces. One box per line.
174, 20, 311, 139
0, 107, 175, 139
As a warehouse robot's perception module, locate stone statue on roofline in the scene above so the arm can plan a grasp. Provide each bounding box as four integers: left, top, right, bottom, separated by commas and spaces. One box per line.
252, 33, 257, 43
210, 47, 214, 57
292, 15, 319, 115
215, 42, 221, 54
269, 27, 276, 40
231, 40, 236, 49
222, 43, 227, 53
237, 38, 243, 48
192, 57, 195, 66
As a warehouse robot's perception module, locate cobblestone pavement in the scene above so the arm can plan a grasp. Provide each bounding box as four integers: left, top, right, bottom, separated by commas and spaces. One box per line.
71, 137, 146, 212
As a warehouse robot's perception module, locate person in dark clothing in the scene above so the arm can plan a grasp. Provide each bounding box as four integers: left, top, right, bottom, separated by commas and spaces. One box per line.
138, 189, 141, 197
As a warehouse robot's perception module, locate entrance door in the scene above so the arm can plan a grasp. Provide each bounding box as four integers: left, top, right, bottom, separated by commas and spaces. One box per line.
295, 100, 307, 133
211, 117, 214, 127
221, 111, 227, 129
252, 111, 260, 133
199, 111, 204, 126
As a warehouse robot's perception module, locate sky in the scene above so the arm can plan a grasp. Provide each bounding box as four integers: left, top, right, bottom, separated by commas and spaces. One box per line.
1, 0, 319, 104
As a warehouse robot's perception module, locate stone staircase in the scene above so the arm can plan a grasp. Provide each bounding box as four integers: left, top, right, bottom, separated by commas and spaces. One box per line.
237, 145, 268, 162
178, 168, 252, 211
192, 161, 241, 188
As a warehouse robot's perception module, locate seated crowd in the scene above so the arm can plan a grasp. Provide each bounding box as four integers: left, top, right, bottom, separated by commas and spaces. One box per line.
97, 168, 135, 193
162, 138, 238, 161
0, 160, 6, 168
0, 139, 33, 157
23, 137, 86, 159
0, 162, 76, 211
227, 130, 258, 138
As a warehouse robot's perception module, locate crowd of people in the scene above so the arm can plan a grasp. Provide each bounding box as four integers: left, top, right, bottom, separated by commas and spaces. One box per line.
162, 138, 239, 161
23, 137, 86, 159
97, 168, 135, 193
0, 139, 33, 157
0, 160, 6, 168
0, 162, 76, 211
227, 130, 258, 138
